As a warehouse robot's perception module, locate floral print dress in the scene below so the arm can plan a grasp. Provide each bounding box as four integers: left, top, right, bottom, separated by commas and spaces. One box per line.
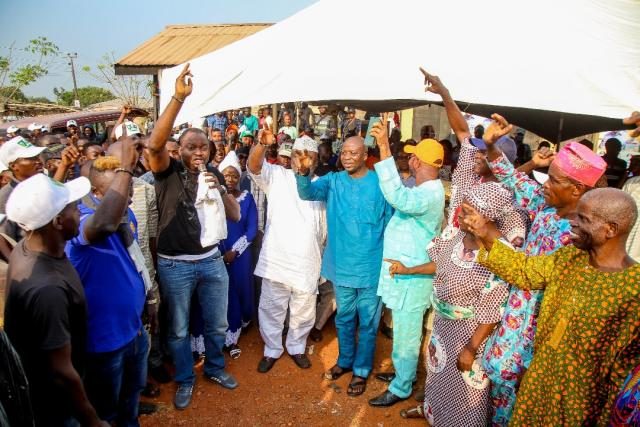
484, 154, 572, 426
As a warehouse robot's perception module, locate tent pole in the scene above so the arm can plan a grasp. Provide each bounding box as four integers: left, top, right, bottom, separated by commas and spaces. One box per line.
557, 114, 564, 143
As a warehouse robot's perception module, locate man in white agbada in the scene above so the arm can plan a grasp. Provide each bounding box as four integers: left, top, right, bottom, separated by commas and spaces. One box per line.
248, 133, 326, 372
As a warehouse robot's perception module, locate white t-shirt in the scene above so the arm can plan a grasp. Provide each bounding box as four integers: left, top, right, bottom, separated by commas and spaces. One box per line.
250, 161, 326, 293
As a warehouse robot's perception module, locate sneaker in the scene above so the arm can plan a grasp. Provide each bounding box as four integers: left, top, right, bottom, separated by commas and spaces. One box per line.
174, 384, 194, 410
290, 353, 311, 369
257, 356, 278, 373
204, 370, 238, 389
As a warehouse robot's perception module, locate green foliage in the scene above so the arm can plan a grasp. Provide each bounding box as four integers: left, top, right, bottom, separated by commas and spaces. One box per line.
53, 86, 115, 107
0, 37, 60, 108
0, 86, 27, 102
27, 96, 52, 104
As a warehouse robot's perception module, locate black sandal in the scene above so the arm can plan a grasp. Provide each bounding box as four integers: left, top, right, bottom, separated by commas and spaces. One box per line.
229, 344, 241, 360
323, 364, 352, 381
347, 375, 367, 397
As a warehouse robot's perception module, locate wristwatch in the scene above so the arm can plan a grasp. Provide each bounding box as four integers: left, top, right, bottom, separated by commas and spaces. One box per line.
218, 184, 227, 195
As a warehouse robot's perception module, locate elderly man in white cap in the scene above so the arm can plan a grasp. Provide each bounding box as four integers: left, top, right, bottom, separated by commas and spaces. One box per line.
247, 132, 326, 373
0, 136, 46, 260
3, 174, 110, 427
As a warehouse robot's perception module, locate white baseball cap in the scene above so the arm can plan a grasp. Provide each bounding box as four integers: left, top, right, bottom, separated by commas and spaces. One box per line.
114, 121, 142, 140
6, 125, 19, 134
6, 174, 90, 231
27, 123, 43, 132
66, 120, 78, 128
0, 136, 45, 166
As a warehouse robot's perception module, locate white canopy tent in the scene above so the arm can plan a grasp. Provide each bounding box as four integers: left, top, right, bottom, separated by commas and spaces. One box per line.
159, 0, 640, 141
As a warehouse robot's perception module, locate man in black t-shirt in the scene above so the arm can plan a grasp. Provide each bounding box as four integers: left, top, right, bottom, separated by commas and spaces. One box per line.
147, 64, 241, 410
3, 173, 108, 426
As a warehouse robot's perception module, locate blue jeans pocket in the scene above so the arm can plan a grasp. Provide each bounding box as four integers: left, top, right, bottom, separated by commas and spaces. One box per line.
158, 257, 177, 269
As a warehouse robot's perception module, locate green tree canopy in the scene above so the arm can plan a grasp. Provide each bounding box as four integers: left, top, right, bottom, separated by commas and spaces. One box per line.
53, 86, 115, 107
0, 86, 27, 102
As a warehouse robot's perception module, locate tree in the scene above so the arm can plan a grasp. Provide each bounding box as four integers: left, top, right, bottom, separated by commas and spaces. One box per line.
54, 86, 115, 107
0, 37, 59, 109
82, 52, 152, 107
27, 96, 52, 104
0, 86, 27, 102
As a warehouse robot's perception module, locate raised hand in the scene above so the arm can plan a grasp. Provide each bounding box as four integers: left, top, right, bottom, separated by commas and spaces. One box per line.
60, 145, 80, 168
293, 149, 313, 175
259, 129, 275, 146
483, 114, 513, 145
419, 67, 448, 96
120, 135, 141, 171
175, 63, 193, 101
532, 146, 555, 168
623, 111, 640, 138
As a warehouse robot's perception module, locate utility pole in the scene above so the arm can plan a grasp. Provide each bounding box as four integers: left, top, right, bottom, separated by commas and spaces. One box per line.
67, 53, 80, 108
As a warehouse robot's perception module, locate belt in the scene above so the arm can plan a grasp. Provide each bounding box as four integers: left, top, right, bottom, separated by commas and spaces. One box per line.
431, 294, 475, 320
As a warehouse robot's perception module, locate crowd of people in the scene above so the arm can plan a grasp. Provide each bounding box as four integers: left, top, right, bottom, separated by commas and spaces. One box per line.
0, 63, 639, 427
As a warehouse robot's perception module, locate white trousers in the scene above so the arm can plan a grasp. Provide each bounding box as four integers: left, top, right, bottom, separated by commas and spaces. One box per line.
259, 278, 316, 358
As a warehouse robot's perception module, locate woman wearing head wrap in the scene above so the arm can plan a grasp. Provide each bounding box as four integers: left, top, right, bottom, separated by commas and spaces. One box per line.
388, 182, 527, 426
217, 151, 258, 358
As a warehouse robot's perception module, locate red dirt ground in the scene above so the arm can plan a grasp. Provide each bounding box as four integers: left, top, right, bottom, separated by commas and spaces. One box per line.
140, 325, 427, 427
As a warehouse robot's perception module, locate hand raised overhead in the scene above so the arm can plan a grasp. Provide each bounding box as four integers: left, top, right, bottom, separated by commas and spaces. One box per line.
419, 67, 448, 96
175, 63, 193, 100
293, 149, 314, 175
483, 114, 513, 145
623, 111, 640, 138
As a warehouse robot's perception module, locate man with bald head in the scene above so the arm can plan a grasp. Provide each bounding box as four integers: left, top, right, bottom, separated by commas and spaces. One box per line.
477, 111, 607, 425
295, 134, 393, 397
462, 187, 639, 426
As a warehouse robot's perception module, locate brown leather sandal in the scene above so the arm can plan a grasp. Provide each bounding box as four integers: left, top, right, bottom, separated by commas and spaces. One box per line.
323, 364, 352, 381
400, 405, 424, 419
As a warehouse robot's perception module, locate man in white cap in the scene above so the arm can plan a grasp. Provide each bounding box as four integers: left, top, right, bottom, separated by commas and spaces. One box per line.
6, 125, 20, 138
0, 136, 45, 260
248, 131, 326, 373
66, 120, 79, 137
3, 174, 109, 426
28, 122, 44, 139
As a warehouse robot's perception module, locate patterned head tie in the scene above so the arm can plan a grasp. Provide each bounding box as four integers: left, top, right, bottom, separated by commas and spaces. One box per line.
554, 141, 606, 187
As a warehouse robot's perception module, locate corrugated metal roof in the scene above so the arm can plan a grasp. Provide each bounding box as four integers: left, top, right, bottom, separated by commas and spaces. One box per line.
116, 24, 271, 68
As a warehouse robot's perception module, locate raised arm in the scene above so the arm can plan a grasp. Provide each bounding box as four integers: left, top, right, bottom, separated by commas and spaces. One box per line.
293, 150, 330, 202
148, 64, 193, 173
109, 105, 132, 142
420, 68, 470, 142
53, 145, 80, 183
82, 137, 139, 243
248, 129, 273, 175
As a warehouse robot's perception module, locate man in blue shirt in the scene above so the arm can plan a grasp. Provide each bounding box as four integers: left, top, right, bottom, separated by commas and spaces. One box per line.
66, 137, 149, 426
295, 135, 393, 397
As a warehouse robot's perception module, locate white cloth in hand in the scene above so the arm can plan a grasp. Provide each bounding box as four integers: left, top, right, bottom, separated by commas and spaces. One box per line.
195, 172, 227, 247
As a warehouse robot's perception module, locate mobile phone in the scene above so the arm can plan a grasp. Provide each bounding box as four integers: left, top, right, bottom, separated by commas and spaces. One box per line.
364, 117, 381, 148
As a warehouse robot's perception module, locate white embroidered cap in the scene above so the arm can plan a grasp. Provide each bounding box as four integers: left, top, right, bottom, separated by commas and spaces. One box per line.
293, 135, 318, 153
218, 150, 242, 176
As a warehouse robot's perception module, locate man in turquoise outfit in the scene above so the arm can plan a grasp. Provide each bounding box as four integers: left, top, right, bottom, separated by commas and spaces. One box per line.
367, 117, 445, 407
294, 135, 393, 397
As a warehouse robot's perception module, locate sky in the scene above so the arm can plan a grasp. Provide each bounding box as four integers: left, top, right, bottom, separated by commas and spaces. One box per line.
0, 0, 317, 99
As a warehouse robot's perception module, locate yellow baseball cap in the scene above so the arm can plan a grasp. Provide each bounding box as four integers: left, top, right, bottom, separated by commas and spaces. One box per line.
404, 138, 444, 168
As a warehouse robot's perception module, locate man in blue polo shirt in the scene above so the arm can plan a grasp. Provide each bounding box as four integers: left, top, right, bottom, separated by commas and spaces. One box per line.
66, 136, 149, 427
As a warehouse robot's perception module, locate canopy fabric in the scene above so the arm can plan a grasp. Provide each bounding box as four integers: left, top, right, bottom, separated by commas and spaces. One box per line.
159, 0, 640, 142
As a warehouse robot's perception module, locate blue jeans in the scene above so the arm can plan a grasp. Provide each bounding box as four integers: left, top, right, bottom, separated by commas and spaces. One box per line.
334, 284, 383, 378
85, 329, 149, 427
158, 252, 229, 385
